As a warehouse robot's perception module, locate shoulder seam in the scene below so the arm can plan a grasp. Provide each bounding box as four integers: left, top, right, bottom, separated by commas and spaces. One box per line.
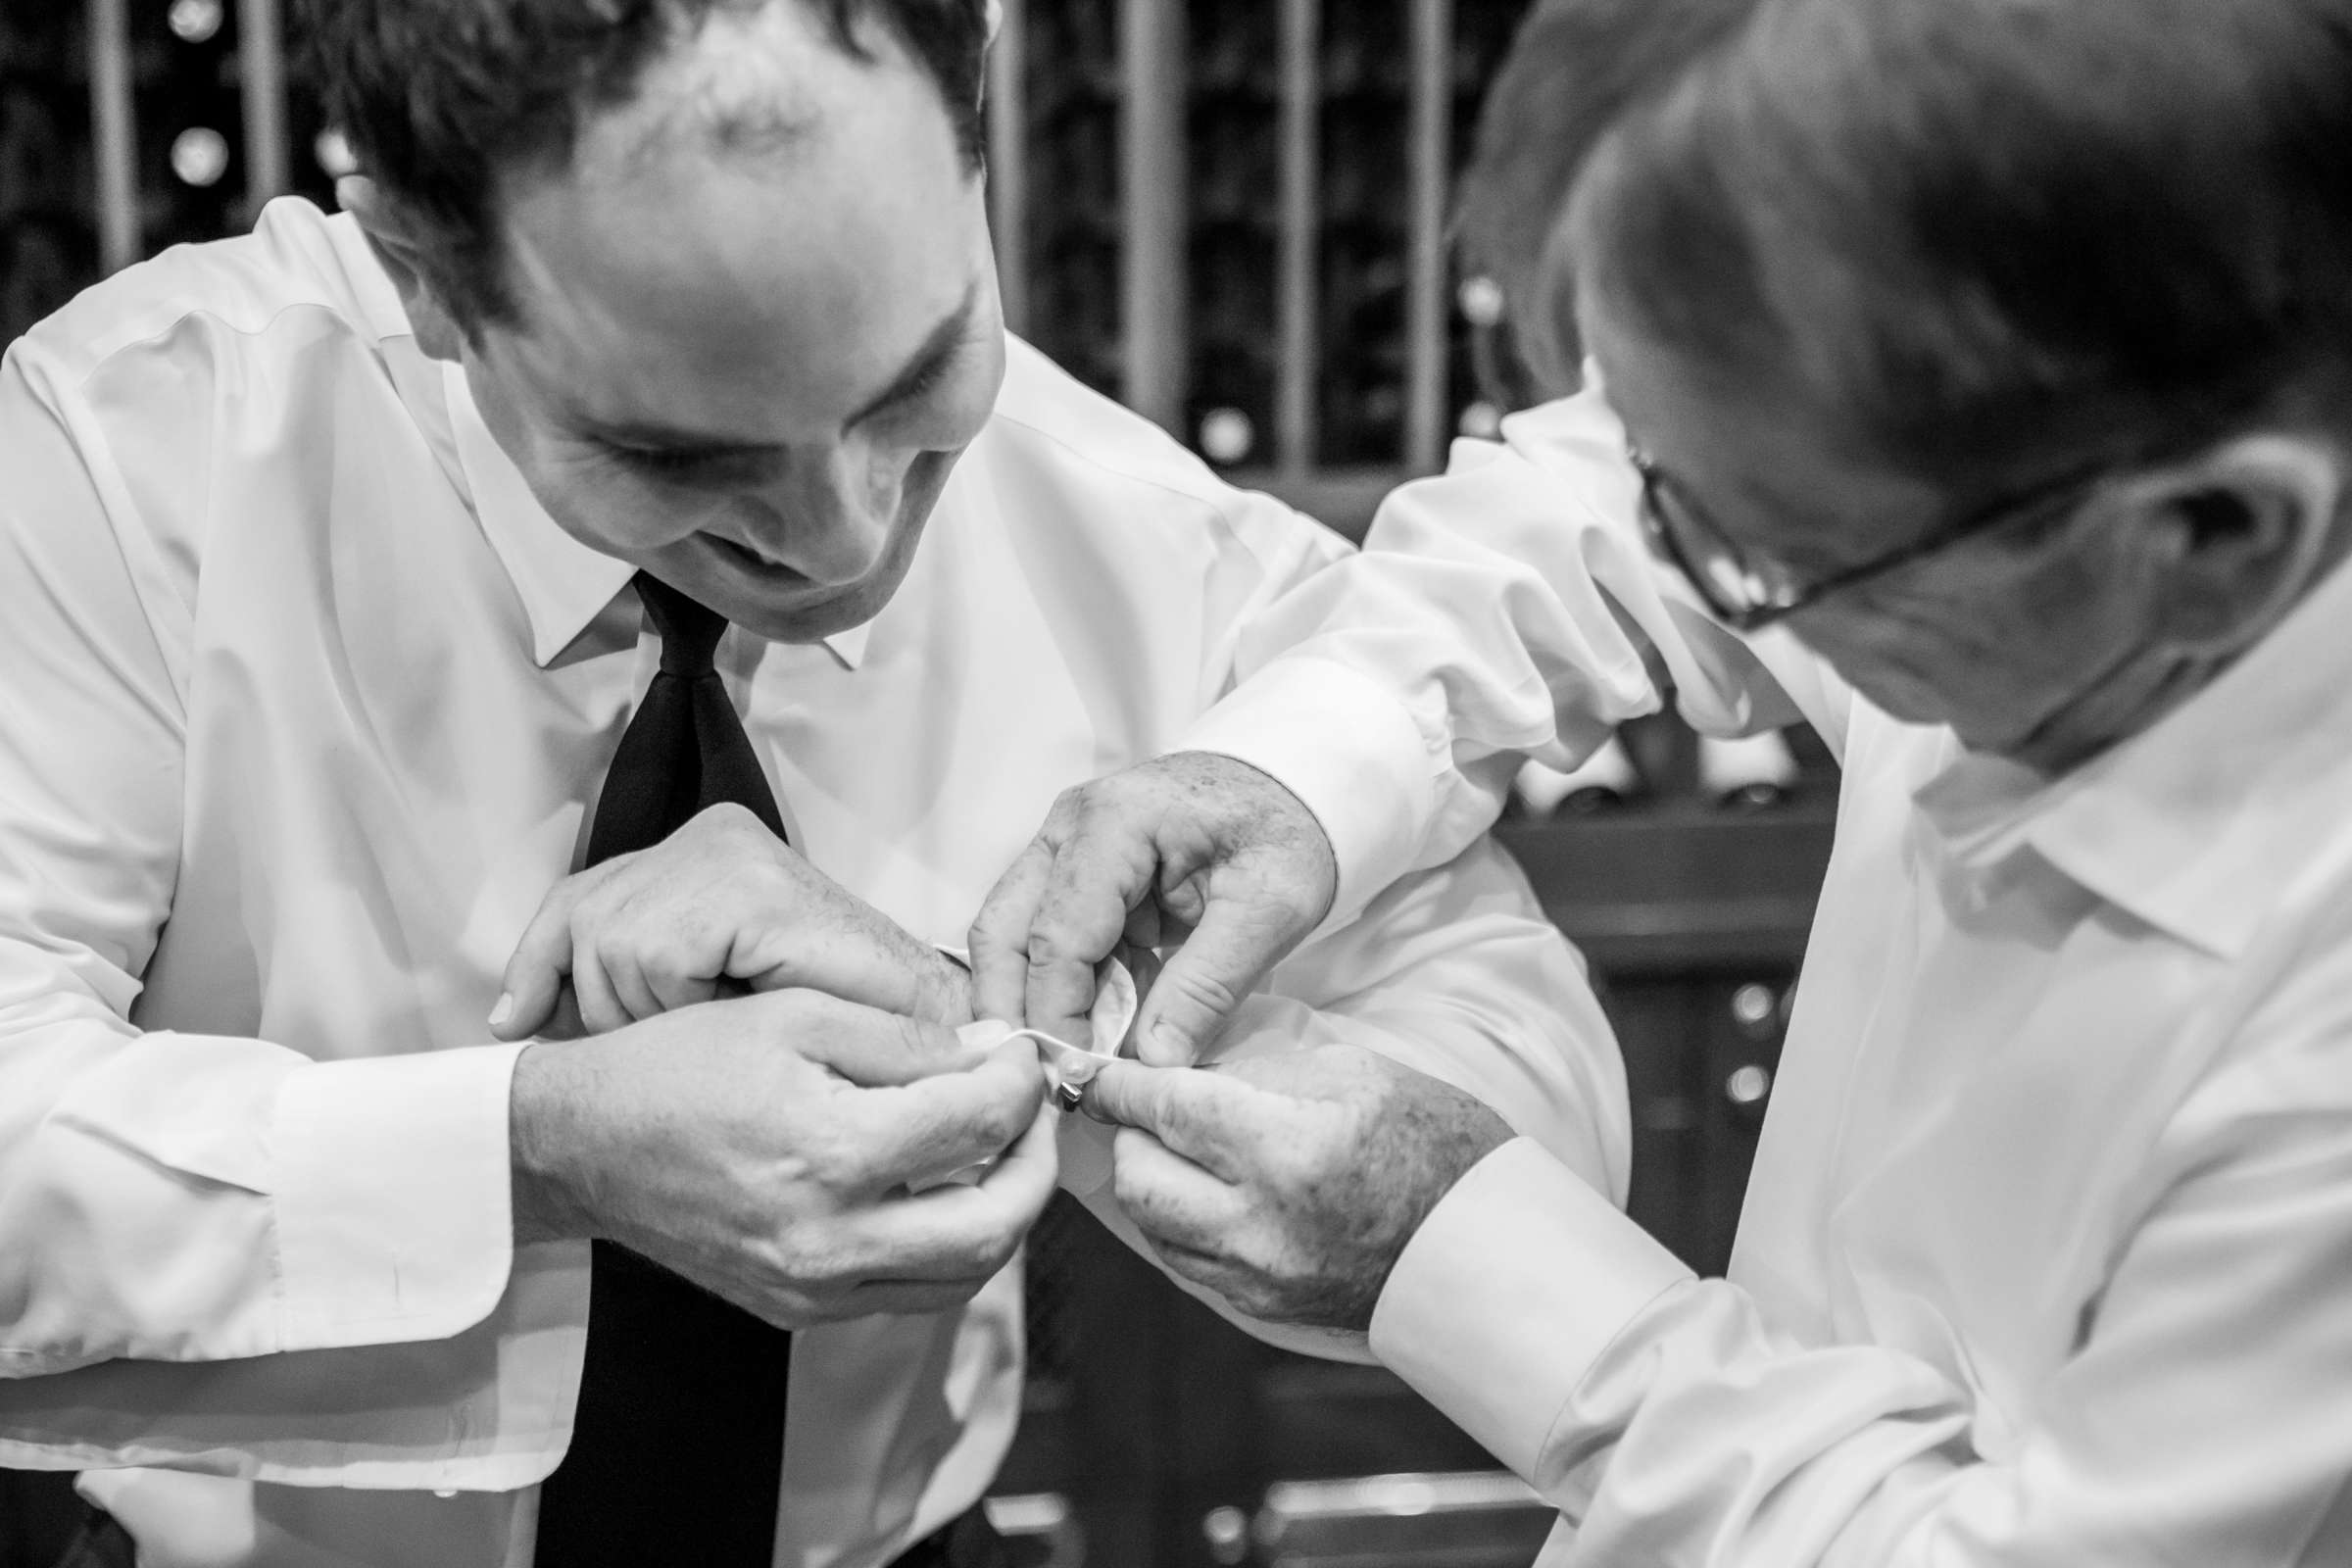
70, 298, 380, 397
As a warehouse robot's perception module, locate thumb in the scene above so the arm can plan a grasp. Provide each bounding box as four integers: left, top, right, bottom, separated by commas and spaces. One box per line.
1131, 896, 1300, 1066
493, 886, 583, 1041
788, 994, 989, 1088
1081, 1059, 1251, 1177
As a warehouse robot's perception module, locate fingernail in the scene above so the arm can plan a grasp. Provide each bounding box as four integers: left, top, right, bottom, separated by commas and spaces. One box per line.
488, 993, 514, 1029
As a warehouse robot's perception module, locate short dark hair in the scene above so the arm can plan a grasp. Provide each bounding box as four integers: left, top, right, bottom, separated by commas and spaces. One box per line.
1453, 0, 1756, 392
302, 0, 990, 333
1566, 0, 2352, 492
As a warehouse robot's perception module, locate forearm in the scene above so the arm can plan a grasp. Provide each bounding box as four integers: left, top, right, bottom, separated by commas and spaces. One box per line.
1184, 386, 1824, 926
1234, 838, 1628, 1197
1377, 1102, 2352, 1566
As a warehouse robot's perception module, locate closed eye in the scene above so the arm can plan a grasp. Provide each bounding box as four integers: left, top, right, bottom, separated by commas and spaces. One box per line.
857, 341, 962, 427
601, 441, 781, 486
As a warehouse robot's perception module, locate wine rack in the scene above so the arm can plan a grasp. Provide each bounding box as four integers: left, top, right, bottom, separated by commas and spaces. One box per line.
998, 0, 1540, 529
0, 0, 347, 347
18, 0, 1531, 535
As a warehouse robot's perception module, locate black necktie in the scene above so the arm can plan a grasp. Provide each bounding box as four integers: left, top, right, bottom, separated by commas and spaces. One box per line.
533, 573, 793, 1568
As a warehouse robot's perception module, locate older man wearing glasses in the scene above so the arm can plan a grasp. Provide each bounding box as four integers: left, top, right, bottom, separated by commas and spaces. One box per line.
968, 0, 2352, 1561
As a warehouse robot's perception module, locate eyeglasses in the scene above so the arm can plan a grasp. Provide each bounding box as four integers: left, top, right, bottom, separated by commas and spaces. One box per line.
1628, 442, 2116, 632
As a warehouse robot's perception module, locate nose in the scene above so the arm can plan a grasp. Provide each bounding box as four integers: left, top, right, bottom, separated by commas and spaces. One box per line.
741, 443, 905, 586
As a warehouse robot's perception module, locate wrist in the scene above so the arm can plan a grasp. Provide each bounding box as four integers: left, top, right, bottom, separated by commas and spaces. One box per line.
509, 1041, 602, 1246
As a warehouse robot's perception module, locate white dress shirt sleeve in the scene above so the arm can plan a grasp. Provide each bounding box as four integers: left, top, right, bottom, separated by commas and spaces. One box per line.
0, 352, 520, 1376
1065, 836, 1629, 1365
1180, 384, 1851, 926
1371, 1004, 2352, 1566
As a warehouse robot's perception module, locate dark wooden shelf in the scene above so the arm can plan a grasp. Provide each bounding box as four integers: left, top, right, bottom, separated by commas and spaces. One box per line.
1496, 801, 1837, 975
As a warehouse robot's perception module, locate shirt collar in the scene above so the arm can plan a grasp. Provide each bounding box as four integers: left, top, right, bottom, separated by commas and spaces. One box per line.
439, 360, 872, 670
1916, 556, 2352, 958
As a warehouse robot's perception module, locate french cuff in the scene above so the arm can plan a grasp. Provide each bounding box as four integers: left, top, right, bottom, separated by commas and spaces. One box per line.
270, 1042, 528, 1350
1178, 656, 1439, 933
1368, 1139, 1690, 1482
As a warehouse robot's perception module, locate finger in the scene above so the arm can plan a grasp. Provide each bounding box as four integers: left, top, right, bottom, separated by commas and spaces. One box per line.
569, 944, 635, 1037
723, 1276, 988, 1331
847, 1042, 1048, 1192
1108, 1125, 1247, 1256
743, 923, 930, 1018
976, 1097, 1061, 1221
786, 992, 988, 1087
541, 986, 588, 1042
969, 835, 1055, 1026
645, 961, 722, 1016
1024, 819, 1163, 1051
597, 934, 669, 1026
1080, 1059, 1258, 1179
1135, 1236, 1248, 1299
495, 877, 590, 1039
830, 1278, 1004, 1322
841, 1102, 1059, 1281
1131, 895, 1298, 1066
629, 898, 729, 1014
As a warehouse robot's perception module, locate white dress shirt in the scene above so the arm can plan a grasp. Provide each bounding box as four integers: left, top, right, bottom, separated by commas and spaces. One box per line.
0, 200, 1624, 1568
1184, 386, 2352, 1564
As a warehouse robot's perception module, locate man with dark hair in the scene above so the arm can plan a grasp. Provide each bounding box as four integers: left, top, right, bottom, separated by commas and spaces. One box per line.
977, 0, 2352, 1559
310, 0, 990, 335
0, 1, 1616, 1564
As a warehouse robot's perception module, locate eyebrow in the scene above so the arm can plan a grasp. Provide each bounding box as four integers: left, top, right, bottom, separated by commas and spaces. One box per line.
571, 279, 983, 454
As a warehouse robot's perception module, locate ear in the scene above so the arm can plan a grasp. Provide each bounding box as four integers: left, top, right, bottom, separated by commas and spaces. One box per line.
2127, 432, 2346, 659
337, 174, 470, 364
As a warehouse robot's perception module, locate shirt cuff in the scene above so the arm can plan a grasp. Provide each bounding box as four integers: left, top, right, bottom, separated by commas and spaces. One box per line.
1368, 1138, 1690, 1482
1178, 656, 1439, 932
270, 1043, 527, 1349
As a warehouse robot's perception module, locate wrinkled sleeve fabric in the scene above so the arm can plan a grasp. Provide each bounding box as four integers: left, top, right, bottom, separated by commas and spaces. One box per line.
1371, 1009, 2352, 1566
1181, 384, 1849, 927
0, 345, 519, 1388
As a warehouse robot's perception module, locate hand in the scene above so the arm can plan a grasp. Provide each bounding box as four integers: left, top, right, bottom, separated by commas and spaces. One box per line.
492, 804, 972, 1039
969, 754, 1338, 1067
1080, 1046, 1512, 1331
510, 988, 1055, 1327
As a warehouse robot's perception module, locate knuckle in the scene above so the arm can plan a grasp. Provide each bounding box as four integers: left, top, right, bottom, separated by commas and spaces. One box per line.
962, 1226, 1017, 1280
805, 1124, 877, 1193
769, 1224, 852, 1294
592, 925, 640, 973
1112, 1174, 1165, 1237
1025, 915, 1102, 969
638, 937, 691, 986
1258, 1135, 1327, 1198
1046, 782, 1099, 824
702, 801, 760, 839
1160, 964, 1247, 1024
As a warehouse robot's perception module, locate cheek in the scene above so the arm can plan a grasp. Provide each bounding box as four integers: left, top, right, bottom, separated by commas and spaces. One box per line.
1808, 554, 2139, 728
521, 455, 728, 558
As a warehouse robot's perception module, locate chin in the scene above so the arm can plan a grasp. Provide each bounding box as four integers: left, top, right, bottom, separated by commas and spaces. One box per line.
720, 582, 886, 644
659, 540, 904, 644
